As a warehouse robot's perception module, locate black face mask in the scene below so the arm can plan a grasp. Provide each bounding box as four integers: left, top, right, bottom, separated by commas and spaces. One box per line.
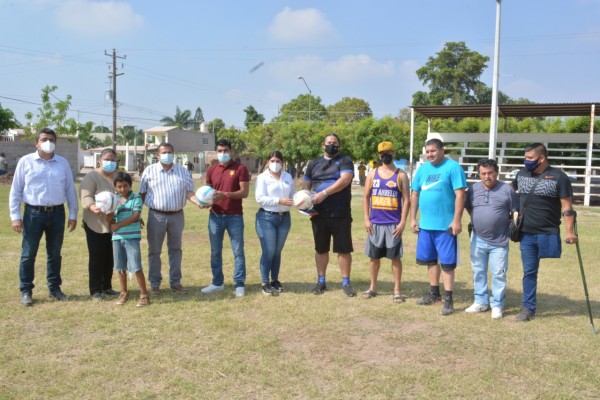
381, 153, 393, 165
324, 144, 339, 156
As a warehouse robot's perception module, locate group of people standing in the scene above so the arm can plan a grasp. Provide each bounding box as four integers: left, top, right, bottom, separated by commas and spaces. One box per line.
9, 128, 579, 323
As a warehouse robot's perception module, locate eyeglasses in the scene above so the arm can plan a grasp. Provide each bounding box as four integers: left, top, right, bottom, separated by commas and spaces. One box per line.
484, 190, 490, 204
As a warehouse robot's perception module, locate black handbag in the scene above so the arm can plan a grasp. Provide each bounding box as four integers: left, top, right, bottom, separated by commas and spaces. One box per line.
510, 172, 544, 242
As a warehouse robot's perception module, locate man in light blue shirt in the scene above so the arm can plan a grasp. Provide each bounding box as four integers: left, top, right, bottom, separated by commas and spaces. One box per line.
410, 138, 467, 316
9, 128, 78, 306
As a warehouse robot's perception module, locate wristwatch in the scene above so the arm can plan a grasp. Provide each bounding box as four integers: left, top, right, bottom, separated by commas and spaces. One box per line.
562, 210, 575, 217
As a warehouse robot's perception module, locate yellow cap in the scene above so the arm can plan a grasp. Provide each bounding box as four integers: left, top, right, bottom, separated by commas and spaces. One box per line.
377, 141, 394, 152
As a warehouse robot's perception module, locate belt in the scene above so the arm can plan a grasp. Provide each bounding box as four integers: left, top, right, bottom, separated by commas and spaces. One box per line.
259, 208, 290, 216
150, 208, 182, 215
26, 204, 63, 212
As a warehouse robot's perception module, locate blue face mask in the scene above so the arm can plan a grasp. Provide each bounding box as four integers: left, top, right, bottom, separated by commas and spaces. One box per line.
160, 153, 174, 165
524, 158, 540, 172
217, 152, 231, 164
101, 160, 117, 173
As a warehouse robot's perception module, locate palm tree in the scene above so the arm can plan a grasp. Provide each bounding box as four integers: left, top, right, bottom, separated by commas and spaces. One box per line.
160, 106, 192, 128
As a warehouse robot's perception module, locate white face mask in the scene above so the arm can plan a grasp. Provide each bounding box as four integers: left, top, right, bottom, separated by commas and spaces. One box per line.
268, 162, 282, 173
39, 140, 55, 154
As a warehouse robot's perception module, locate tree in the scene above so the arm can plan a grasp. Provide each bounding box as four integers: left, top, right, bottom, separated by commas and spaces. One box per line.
273, 94, 327, 123
77, 121, 103, 150
208, 118, 226, 136
24, 85, 76, 136
278, 121, 325, 177
191, 107, 205, 130
414, 41, 490, 106
117, 126, 144, 145
0, 103, 20, 132
325, 97, 372, 124
93, 125, 110, 133
160, 106, 192, 128
243, 105, 265, 130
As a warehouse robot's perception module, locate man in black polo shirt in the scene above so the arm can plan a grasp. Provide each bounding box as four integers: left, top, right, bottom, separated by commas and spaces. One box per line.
512, 142, 578, 322
303, 133, 356, 297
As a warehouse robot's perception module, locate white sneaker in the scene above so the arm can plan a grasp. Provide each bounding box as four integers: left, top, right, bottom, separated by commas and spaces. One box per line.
491, 307, 503, 319
465, 303, 490, 313
235, 287, 245, 297
201, 284, 224, 294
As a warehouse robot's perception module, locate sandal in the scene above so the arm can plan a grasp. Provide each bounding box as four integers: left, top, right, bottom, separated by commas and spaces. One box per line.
362, 290, 377, 299
393, 293, 406, 303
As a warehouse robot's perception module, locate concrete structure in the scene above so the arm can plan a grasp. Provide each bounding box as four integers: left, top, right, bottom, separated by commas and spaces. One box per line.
144, 126, 215, 173
0, 135, 80, 178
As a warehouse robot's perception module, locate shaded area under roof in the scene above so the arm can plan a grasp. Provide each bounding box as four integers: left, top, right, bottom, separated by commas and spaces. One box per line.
411, 103, 600, 118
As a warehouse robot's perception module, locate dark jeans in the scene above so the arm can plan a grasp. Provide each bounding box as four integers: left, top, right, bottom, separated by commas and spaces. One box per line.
84, 223, 114, 295
519, 232, 562, 311
19, 205, 65, 294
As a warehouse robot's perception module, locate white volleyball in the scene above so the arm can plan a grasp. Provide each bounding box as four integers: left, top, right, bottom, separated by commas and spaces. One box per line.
95, 191, 119, 213
293, 190, 313, 210
196, 185, 215, 206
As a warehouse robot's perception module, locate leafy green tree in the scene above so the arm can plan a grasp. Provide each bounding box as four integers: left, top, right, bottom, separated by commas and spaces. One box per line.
243, 105, 265, 130
0, 103, 20, 132
93, 125, 110, 133
273, 94, 327, 122
413, 41, 490, 106
117, 126, 144, 145
160, 106, 192, 128
278, 121, 325, 177
325, 97, 372, 124
77, 121, 103, 150
24, 85, 76, 136
216, 125, 246, 155
207, 118, 226, 135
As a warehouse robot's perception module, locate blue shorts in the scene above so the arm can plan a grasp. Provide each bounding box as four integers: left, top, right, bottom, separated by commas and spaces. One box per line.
416, 229, 457, 271
112, 239, 143, 273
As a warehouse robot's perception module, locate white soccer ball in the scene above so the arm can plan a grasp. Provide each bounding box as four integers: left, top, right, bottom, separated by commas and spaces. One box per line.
196, 185, 215, 206
95, 191, 119, 214
293, 190, 313, 210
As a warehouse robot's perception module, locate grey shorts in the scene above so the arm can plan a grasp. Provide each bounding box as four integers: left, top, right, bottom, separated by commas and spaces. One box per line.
364, 224, 403, 260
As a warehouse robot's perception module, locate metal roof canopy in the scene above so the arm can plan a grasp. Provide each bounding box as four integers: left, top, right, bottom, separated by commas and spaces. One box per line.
411, 102, 600, 118
407, 102, 599, 206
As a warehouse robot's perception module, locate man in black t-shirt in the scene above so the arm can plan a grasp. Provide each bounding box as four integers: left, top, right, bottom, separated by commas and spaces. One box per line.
512, 143, 578, 322
303, 133, 356, 297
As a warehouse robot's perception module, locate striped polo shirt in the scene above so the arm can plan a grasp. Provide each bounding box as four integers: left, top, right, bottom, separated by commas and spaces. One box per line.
139, 162, 194, 211
112, 192, 143, 240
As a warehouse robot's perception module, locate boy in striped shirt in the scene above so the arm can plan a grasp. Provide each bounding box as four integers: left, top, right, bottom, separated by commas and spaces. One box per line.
110, 171, 149, 307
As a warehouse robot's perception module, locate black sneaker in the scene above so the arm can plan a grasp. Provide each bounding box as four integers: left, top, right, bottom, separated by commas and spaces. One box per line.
49, 289, 68, 301
416, 292, 442, 305
515, 307, 535, 322
441, 298, 454, 316
102, 289, 120, 297
271, 280, 283, 293
342, 284, 356, 298
311, 282, 327, 295
261, 283, 277, 296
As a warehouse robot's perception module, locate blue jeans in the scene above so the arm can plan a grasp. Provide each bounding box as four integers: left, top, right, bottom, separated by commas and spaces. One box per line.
469, 233, 509, 309
209, 214, 246, 287
19, 205, 66, 294
113, 239, 143, 273
255, 210, 291, 283
519, 232, 562, 311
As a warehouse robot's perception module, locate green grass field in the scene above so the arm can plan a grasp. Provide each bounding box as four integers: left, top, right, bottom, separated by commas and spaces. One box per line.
1, 182, 599, 399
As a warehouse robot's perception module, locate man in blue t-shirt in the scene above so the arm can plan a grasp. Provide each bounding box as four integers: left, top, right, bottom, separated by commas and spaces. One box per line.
303, 133, 355, 297
410, 138, 467, 315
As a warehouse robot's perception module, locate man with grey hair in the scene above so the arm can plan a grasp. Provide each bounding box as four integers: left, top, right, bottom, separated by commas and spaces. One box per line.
465, 158, 519, 319
140, 142, 202, 295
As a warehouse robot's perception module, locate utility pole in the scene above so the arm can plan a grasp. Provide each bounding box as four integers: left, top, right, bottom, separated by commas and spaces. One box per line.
105, 49, 126, 150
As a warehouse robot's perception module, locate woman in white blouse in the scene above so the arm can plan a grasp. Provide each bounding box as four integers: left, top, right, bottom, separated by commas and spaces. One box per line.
255, 151, 295, 296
